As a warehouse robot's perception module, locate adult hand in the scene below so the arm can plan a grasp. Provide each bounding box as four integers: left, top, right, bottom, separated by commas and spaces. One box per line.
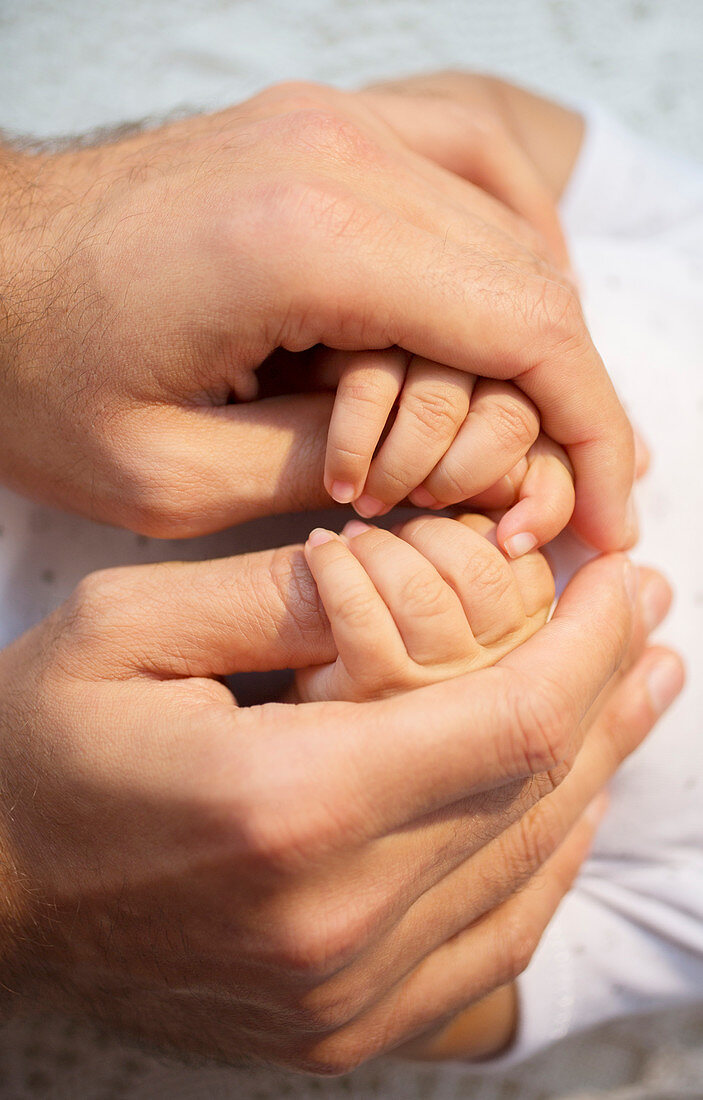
0, 547, 681, 1073
0, 79, 633, 548
400, 563, 680, 1061
361, 69, 586, 207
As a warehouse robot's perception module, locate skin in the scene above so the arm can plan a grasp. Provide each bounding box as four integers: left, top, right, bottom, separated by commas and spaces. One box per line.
294, 512, 556, 703
321, 349, 576, 558
355, 70, 651, 1059
0, 541, 682, 1072
0, 72, 677, 1072
0, 78, 634, 549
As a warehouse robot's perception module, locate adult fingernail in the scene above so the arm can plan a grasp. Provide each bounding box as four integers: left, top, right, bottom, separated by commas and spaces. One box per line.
307, 528, 336, 548
409, 487, 439, 509
330, 480, 356, 504
646, 655, 684, 714
354, 494, 384, 518
624, 559, 639, 608
584, 790, 610, 828
640, 573, 673, 634
633, 430, 650, 478
342, 520, 372, 540
625, 492, 639, 546
504, 532, 538, 559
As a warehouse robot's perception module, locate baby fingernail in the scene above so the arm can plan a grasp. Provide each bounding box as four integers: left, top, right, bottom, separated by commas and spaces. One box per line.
646, 655, 684, 714
504, 532, 538, 559
354, 494, 384, 518
330, 480, 356, 504
409, 487, 439, 509
641, 574, 672, 634
342, 520, 372, 540
307, 528, 336, 548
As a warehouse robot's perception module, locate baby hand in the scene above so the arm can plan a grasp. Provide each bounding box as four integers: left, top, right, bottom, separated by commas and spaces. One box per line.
294, 512, 555, 704
322, 348, 575, 557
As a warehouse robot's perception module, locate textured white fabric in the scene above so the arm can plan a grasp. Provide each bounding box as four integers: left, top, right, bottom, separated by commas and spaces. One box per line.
0, 0, 702, 160
0, 3, 703, 1097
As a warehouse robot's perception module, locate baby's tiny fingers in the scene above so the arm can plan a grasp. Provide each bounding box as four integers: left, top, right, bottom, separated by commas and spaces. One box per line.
356, 360, 474, 518
496, 435, 575, 558
344, 522, 475, 665
325, 349, 407, 504
415, 379, 540, 508
396, 513, 526, 648
303, 527, 407, 684
454, 512, 555, 623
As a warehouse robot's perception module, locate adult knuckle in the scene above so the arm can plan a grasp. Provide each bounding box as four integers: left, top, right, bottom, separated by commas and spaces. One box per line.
466, 105, 503, 141
239, 801, 321, 878
506, 676, 573, 776
284, 107, 380, 169
265, 79, 330, 114
266, 899, 370, 984
65, 568, 132, 630
294, 1036, 368, 1077
512, 797, 564, 881
297, 967, 373, 1033
524, 277, 584, 351
268, 547, 326, 647
273, 172, 379, 260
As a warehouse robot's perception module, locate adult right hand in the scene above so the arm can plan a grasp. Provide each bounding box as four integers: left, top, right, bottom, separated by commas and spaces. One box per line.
0, 547, 682, 1073
0, 79, 633, 548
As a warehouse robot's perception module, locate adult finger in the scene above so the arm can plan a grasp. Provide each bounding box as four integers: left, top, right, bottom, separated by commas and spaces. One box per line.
56, 541, 338, 680
128, 395, 334, 537
321, 633, 683, 1065
273, 197, 635, 550
307, 799, 601, 1073
362, 86, 571, 268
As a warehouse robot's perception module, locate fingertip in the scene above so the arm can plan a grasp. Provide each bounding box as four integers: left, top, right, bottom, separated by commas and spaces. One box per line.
341, 519, 373, 541
634, 429, 651, 479
503, 531, 539, 560
409, 487, 440, 509
639, 568, 673, 634
354, 494, 386, 519
306, 528, 338, 551
330, 480, 357, 505
645, 651, 686, 715
624, 492, 639, 548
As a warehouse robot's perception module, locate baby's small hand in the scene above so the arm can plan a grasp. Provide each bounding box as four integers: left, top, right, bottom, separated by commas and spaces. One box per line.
322, 349, 575, 557
294, 513, 555, 704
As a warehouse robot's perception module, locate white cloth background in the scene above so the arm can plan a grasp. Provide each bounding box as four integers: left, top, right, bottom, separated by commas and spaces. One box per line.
0, 2, 702, 1097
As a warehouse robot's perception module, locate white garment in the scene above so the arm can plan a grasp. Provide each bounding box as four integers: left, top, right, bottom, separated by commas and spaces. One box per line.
0, 3, 702, 1095
502, 107, 703, 1066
